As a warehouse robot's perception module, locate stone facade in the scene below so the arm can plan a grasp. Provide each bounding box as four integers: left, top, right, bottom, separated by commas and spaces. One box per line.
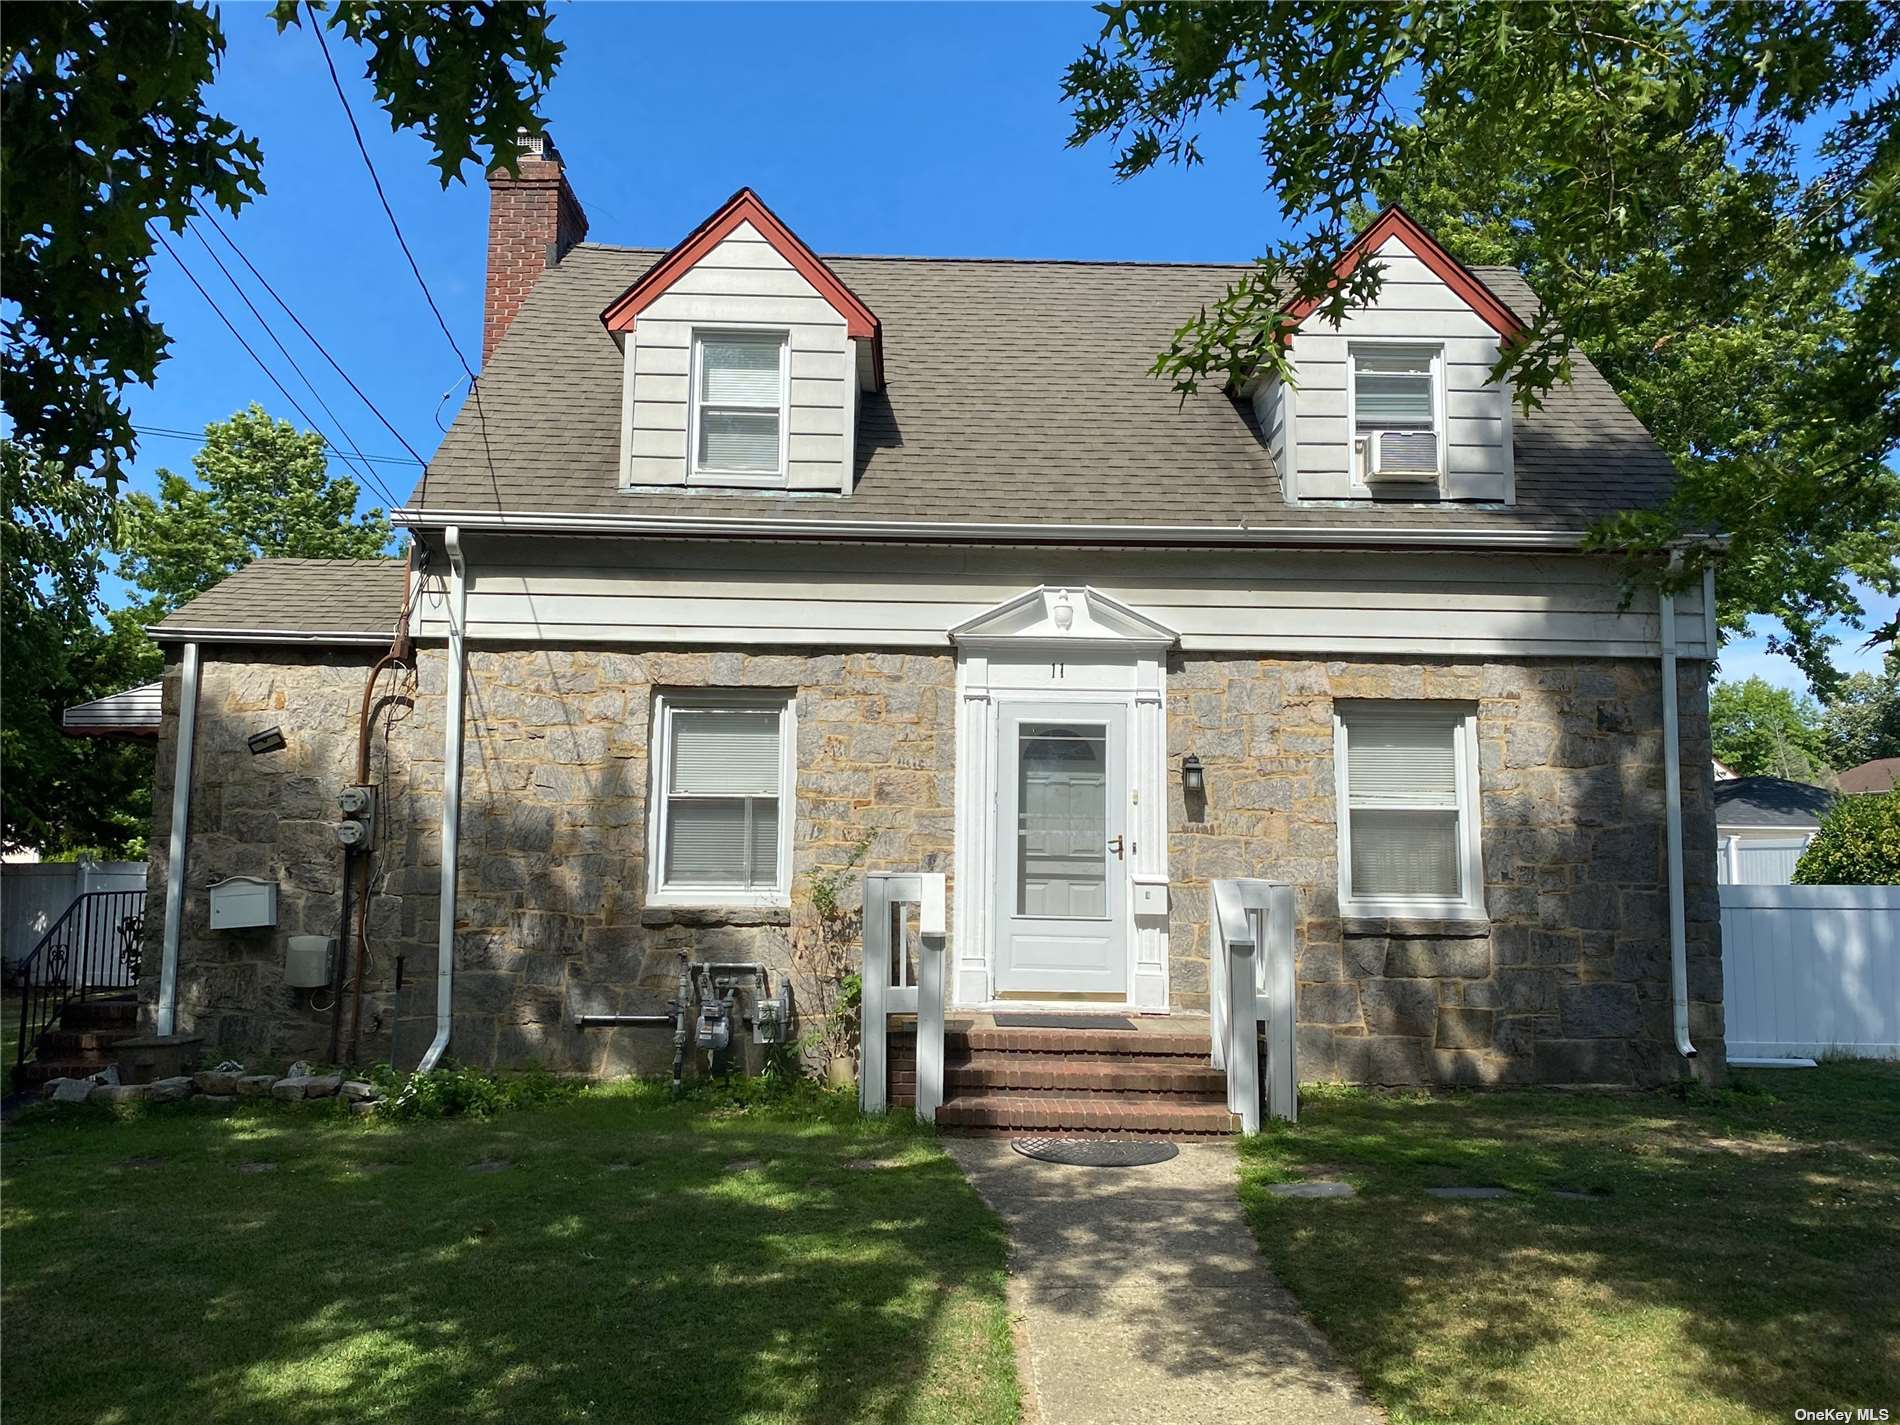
145, 641, 1718, 1087
1163, 655, 1723, 1086
143, 644, 954, 1074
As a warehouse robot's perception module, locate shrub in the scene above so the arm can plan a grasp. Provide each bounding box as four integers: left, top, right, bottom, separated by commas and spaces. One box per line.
366, 1062, 583, 1120
1792, 792, 1900, 885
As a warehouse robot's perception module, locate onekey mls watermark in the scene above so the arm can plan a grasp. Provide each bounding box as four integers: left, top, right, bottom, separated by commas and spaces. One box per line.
1794, 1410, 1891, 1422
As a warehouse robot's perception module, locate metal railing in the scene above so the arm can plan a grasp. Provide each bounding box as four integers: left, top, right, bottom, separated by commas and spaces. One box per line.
1208, 878, 1297, 1130
11, 889, 146, 1075
859, 871, 947, 1122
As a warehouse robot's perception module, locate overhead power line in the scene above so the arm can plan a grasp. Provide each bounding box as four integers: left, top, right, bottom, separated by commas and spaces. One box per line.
133, 422, 422, 467
150, 228, 407, 513
197, 212, 434, 470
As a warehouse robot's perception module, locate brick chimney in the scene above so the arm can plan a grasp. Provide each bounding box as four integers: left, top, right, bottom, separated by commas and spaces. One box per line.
484, 129, 588, 364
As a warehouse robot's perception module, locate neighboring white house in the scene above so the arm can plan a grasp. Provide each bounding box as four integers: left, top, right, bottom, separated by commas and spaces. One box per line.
1714, 775, 1835, 884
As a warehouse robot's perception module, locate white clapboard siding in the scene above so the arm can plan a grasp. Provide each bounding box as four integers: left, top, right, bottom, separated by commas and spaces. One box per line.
1285, 237, 1514, 503
622, 220, 854, 495
1721, 885, 1900, 1060
415, 540, 1712, 658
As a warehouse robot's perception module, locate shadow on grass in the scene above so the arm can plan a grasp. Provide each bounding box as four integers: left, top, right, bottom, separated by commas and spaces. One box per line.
0, 1086, 1016, 1425
1235, 1062, 1900, 1424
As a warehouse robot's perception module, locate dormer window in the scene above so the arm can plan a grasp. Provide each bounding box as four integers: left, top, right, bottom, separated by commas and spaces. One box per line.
1351, 346, 1443, 485
691, 331, 787, 485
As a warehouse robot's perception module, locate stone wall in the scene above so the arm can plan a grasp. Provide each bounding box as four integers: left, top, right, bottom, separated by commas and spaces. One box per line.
143, 644, 955, 1074
1163, 655, 1723, 1087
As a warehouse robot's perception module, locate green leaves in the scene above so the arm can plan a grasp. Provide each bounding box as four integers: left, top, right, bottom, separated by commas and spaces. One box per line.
1792, 792, 1900, 885
1062, 0, 1899, 687
117, 404, 394, 612
1710, 676, 1829, 780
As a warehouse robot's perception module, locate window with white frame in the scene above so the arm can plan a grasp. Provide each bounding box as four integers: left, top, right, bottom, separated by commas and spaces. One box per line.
691, 332, 787, 483
1351, 346, 1442, 482
650, 692, 794, 903
1334, 704, 1484, 919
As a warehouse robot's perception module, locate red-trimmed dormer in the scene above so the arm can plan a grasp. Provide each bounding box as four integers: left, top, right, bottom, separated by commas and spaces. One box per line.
603, 189, 882, 495
1255, 207, 1527, 507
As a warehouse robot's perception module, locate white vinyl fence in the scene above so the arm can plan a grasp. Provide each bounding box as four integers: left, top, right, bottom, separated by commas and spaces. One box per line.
1, 861, 149, 970
1720, 884, 1900, 1062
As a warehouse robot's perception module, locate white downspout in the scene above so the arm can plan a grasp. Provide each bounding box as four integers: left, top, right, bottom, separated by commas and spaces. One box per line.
1660, 572, 1696, 1062
418, 528, 468, 1072
155, 641, 201, 1036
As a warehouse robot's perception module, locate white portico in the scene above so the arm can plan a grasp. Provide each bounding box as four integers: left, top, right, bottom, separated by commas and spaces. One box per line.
949, 587, 1177, 1011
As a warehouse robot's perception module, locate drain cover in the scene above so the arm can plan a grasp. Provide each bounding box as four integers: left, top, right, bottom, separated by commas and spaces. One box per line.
1011, 1138, 1179, 1167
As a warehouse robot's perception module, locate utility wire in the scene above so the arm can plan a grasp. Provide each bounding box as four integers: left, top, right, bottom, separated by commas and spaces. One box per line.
134, 422, 422, 467
184, 218, 389, 501
196, 213, 435, 470
307, 6, 474, 384
150, 228, 406, 514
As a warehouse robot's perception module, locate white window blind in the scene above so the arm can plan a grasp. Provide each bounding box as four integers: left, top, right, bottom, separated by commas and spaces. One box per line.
1353, 352, 1435, 430
660, 703, 786, 892
1342, 711, 1469, 904
696, 336, 783, 475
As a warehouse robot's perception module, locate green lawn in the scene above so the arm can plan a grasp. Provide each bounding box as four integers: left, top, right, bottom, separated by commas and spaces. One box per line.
1, 1084, 1018, 1425
1239, 1061, 1900, 1425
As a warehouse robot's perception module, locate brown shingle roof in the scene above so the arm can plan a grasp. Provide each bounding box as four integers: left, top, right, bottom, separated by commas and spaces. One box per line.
411, 245, 1678, 536
1837, 757, 1900, 794
149, 558, 406, 644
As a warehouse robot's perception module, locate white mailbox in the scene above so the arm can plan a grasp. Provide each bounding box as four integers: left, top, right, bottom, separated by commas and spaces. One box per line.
207, 876, 278, 930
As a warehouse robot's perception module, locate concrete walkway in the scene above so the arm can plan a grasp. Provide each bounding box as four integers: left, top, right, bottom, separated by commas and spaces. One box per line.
946, 1140, 1383, 1425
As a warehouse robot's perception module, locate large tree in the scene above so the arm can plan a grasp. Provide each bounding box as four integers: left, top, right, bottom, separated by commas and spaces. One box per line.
1063, 1, 1899, 689
1, 442, 161, 856
1, 0, 561, 503
1819, 662, 1900, 772
118, 405, 394, 612
1710, 676, 1828, 782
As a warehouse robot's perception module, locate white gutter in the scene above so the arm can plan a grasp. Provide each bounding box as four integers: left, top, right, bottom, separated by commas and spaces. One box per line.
150, 627, 391, 646
391, 506, 1598, 550
155, 641, 201, 1037
1660, 574, 1697, 1062
418, 526, 469, 1073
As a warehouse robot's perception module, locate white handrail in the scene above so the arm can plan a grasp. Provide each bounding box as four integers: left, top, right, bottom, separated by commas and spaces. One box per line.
1208, 878, 1297, 1129
859, 871, 947, 1122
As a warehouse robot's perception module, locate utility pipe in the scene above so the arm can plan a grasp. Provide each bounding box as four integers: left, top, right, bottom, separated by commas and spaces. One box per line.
418, 527, 468, 1073
1660, 574, 1697, 1063
155, 641, 201, 1037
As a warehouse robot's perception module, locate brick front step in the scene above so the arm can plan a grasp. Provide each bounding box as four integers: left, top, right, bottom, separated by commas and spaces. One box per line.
36, 1029, 136, 1057
936, 1093, 1239, 1136
16, 1057, 114, 1089
948, 1053, 1227, 1096
60, 998, 139, 1031
951, 1027, 1210, 1058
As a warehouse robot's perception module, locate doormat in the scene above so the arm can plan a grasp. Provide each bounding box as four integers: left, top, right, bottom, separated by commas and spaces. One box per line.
992, 1012, 1136, 1030
1012, 1138, 1179, 1167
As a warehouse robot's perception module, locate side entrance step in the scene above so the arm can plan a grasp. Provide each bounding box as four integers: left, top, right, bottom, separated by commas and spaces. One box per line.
895, 1019, 1238, 1138
13, 995, 140, 1090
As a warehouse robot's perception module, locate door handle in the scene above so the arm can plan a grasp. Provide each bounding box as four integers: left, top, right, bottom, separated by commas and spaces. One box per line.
1107, 835, 1125, 860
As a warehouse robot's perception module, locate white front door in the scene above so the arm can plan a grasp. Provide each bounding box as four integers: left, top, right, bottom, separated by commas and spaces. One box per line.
993, 700, 1130, 996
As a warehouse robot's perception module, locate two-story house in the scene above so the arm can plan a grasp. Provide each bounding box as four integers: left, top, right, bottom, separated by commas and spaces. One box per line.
127, 132, 1724, 1127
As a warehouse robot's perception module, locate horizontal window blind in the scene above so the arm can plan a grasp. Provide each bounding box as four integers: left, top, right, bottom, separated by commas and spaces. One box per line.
698, 411, 779, 472
1346, 716, 1458, 808
671, 708, 781, 795
1350, 808, 1461, 897
1354, 352, 1434, 429
661, 701, 786, 892
701, 338, 781, 405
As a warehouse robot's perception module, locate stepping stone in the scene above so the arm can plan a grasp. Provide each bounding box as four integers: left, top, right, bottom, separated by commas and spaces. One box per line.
605, 1162, 635, 1173
120, 1156, 165, 1170
1550, 1188, 1610, 1201
238, 1161, 276, 1175
844, 1158, 895, 1171
1268, 1181, 1356, 1199
467, 1159, 511, 1174
724, 1159, 764, 1173
1426, 1186, 1515, 1199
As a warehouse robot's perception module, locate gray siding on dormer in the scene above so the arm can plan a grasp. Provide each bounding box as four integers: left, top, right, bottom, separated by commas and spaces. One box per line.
620, 220, 853, 492
1283, 237, 1514, 504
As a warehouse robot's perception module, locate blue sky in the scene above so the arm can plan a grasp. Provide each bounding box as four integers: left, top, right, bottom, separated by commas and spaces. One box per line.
116, 2, 1891, 690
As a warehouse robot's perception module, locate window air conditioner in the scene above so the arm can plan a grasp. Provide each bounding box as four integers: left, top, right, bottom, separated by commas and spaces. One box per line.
1360, 429, 1440, 481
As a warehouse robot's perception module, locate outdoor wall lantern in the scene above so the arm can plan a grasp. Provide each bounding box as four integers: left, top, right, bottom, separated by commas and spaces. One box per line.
247, 726, 288, 756
1181, 753, 1204, 795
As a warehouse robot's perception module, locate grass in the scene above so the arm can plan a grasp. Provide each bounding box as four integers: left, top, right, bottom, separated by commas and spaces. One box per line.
1, 1082, 1019, 1425
1239, 1061, 1900, 1425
